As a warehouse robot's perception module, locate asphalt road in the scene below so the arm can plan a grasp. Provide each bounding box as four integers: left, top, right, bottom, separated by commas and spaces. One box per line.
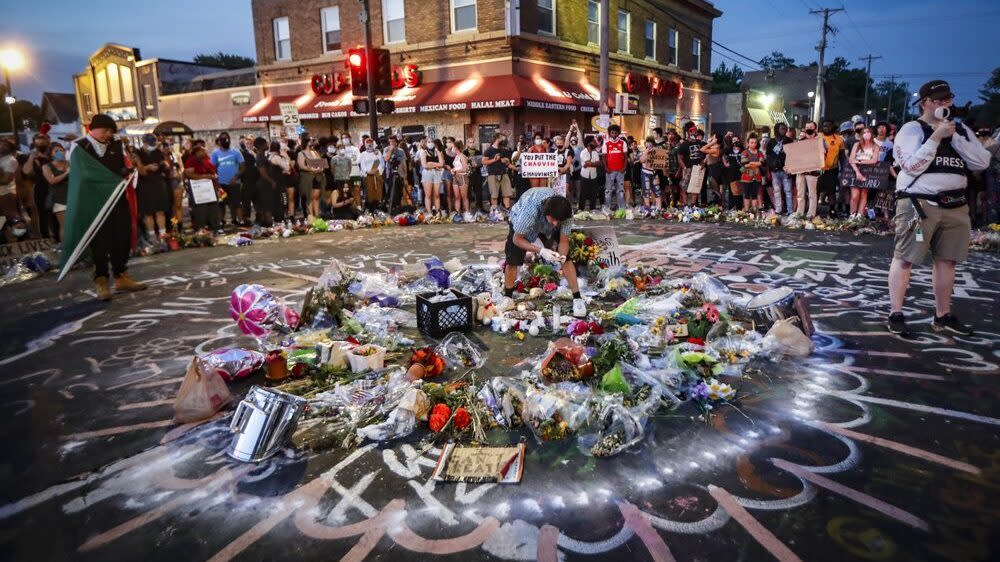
1, 221, 998, 561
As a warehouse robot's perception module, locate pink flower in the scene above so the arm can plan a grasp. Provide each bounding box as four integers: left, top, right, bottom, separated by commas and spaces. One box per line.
543, 282, 558, 292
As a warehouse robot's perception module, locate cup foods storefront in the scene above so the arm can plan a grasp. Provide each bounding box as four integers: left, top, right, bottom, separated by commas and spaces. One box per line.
243, 60, 703, 149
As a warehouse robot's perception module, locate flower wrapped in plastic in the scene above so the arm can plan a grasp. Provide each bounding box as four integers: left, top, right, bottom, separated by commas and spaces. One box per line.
578, 397, 647, 458
435, 332, 485, 369
423, 257, 451, 290
197, 348, 266, 382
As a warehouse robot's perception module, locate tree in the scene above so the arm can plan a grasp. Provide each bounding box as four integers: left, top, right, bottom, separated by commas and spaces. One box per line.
968, 67, 1000, 126
711, 62, 744, 94
870, 79, 912, 124
759, 51, 797, 70
192, 52, 255, 70
0, 84, 42, 134
824, 57, 870, 122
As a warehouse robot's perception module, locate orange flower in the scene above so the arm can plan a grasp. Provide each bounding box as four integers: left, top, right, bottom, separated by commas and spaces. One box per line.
429, 403, 451, 432
453, 407, 471, 430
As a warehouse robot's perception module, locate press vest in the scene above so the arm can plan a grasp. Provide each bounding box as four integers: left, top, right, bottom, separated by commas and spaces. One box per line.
917, 120, 969, 176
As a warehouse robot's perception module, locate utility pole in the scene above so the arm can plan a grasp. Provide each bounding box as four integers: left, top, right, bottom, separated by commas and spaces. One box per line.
810, 7, 843, 123
2, 68, 14, 139
886, 74, 898, 124
359, 0, 378, 141
599, 0, 610, 115
858, 54, 881, 117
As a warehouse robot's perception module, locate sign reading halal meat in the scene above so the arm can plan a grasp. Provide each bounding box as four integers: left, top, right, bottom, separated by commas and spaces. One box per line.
311, 63, 420, 95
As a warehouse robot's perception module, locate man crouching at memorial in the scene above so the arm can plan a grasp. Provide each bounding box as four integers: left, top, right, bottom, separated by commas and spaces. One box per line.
886, 80, 990, 336
502, 186, 586, 317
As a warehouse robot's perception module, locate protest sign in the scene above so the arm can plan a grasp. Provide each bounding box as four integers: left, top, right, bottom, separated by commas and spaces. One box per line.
839, 162, 891, 190
650, 148, 669, 171
578, 226, 620, 268
783, 137, 824, 175
520, 153, 558, 178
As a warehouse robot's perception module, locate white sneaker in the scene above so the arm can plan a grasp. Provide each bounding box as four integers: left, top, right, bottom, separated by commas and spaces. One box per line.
572, 298, 587, 318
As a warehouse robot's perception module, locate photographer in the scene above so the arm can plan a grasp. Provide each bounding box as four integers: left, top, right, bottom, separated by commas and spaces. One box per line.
886, 80, 991, 336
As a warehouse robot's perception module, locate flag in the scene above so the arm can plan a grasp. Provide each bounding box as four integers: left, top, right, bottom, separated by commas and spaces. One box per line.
59, 146, 138, 278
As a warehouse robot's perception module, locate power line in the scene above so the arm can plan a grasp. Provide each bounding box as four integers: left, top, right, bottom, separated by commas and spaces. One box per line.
654, 3, 764, 71
712, 42, 763, 70
840, 2, 875, 53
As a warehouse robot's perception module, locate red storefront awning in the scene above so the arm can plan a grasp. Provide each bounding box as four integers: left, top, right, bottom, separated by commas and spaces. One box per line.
297, 75, 601, 119
242, 94, 318, 123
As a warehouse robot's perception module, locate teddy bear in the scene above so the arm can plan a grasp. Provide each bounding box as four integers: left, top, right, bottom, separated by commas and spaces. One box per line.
475, 292, 498, 325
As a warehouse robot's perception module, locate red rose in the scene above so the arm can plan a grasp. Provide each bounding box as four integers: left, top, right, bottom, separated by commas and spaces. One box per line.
588, 321, 604, 335
429, 403, 452, 432
453, 407, 471, 430
584, 237, 594, 245
687, 337, 705, 346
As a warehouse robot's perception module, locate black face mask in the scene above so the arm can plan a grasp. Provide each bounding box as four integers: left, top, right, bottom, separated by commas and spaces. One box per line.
822, 125, 834, 134
500, 140, 509, 148
220, 139, 231, 149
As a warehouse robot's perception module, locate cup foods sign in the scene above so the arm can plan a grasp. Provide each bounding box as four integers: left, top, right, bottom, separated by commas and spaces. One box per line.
311, 64, 421, 95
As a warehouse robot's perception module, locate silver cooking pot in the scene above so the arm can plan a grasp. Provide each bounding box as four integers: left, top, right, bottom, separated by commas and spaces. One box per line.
227, 385, 307, 463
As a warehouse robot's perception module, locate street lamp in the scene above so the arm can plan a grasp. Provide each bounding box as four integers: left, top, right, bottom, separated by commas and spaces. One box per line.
807, 91, 815, 122
0, 47, 26, 139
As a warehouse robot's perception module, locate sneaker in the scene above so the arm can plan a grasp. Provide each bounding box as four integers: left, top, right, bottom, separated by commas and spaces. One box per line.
886, 312, 908, 335
932, 313, 974, 336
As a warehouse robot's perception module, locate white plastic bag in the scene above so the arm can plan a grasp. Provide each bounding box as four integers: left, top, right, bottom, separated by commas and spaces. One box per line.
761, 318, 814, 357
173, 358, 232, 423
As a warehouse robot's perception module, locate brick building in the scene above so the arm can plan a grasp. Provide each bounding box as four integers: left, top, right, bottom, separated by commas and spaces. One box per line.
244, 0, 721, 145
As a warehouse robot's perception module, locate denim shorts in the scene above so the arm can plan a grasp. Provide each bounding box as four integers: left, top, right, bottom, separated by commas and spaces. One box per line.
421, 169, 443, 184
441, 169, 454, 183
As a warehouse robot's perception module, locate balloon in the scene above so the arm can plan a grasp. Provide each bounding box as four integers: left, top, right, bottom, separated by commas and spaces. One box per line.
229, 284, 280, 338
197, 348, 265, 382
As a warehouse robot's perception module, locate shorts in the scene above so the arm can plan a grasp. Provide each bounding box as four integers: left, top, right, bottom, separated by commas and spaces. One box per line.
442, 169, 454, 183
504, 223, 555, 266
298, 171, 326, 198
421, 169, 443, 184
640, 169, 659, 198
742, 180, 761, 199
893, 199, 970, 264
53, 203, 67, 213
488, 174, 514, 198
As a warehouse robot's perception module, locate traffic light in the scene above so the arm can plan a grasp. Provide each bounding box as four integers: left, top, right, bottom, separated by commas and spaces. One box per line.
352, 98, 370, 115
376, 99, 395, 114
348, 48, 367, 96
371, 48, 392, 96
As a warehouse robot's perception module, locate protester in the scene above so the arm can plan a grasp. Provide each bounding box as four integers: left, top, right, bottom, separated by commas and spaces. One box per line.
601, 124, 628, 211
578, 136, 601, 211
68, 114, 147, 300
41, 142, 69, 242
739, 135, 765, 213
384, 136, 407, 214
703, 133, 722, 206
328, 181, 359, 220
419, 136, 444, 215
254, 137, 278, 226
502, 187, 584, 315
0, 138, 24, 241
184, 142, 222, 233
567, 122, 583, 206
525, 132, 550, 189
977, 127, 1000, 224
677, 126, 708, 207
22, 132, 57, 240
483, 133, 513, 211
819, 118, 845, 217
359, 137, 384, 212
765, 123, 794, 215
296, 138, 326, 221
886, 80, 991, 336
210, 132, 245, 228
848, 126, 880, 219
722, 135, 743, 210
638, 136, 661, 211
449, 140, 470, 218
342, 133, 362, 211
136, 134, 171, 242
795, 122, 821, 219
664, 129, 681, 207
237, 136, 258, 226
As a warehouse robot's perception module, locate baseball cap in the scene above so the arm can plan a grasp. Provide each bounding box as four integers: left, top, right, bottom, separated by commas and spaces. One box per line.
839, 121, 853, 133
88, 113, 117, 133
142, 133, 157, 145
913, 80, 953, 105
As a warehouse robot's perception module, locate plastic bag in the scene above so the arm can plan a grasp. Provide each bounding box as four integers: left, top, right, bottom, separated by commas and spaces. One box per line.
690, 273, 732, 307
423, 257, 451, 289
356, 407, 415, 442
578, 400, 646, 457
348, 271, 403, 302
450, 264, 501, 295
173, 358, 232, 423
761, 318, 814, 357
436, 332, 485, 369
318, 259, 347, 288
197, 348, 265, 382
0, 263, 41, 287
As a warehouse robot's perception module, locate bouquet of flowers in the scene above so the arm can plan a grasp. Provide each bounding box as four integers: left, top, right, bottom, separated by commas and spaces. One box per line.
568, 230, 600, 264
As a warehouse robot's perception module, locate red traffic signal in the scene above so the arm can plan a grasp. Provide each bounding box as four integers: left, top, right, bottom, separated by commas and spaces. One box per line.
348, 48, 368, 96
348, 51, 364, 68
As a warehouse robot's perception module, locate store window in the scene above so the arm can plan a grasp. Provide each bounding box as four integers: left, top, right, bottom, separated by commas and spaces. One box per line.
143, 84, 154, 110
273, 17, 291, 61
645, 20, 656, 60
587, 1, 599, 45
322, 6, 341, 53
383, 0, 405, 44
668, 28, 678, 65
82, 92, 93, 114
617, 10, 630, 54
692, 38, 702, 73
96, 69, 108, 106
107, 63, 121, 104
452, 0, 477, 33
120, 65, 134, 103
538, 0, 554, 35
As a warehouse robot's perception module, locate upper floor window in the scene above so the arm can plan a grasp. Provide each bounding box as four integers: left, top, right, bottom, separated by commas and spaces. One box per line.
538, 0, 555, 35
645, 20, 656, 59
322, 7, 341, 53
383, 0, 406, 44
273, 17, 291, 61
587, 1, 599, 45
96, 69, 109, 105
452, 0, 477, 33
668, 28, 678, 65
692, 38, 702, 73
617, 10, 630, 54
120, 65, 134, 103
143, 84, 154, 109
107, 63, 122, 104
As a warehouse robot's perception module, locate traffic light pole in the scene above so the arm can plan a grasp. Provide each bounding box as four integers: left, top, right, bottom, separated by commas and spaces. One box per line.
359, 0, 378, 141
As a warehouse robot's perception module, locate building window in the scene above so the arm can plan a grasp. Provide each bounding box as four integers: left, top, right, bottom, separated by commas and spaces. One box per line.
96, 69, 109, 106
82, 92, 93, 113
382, 0, 405, 44
120, 66, 134, 103
538, 0, 554, 35
668, 28, 678, 65
143, 84, 154, 109
692, 38, 702, 73
273, 17, 291, 61
587, 0, 599, 45
645, 20, 656, 59
322, 7, 341, 53
617, 10, 630, 54
452, 0, 477, 33
107, 63, 122, 104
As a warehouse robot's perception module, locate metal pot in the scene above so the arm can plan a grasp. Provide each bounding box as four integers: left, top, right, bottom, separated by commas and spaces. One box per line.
227, 385, 307, 463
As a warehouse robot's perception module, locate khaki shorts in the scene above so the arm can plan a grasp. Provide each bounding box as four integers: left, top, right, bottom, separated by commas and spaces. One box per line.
893, 199, 970, 264
487, 174, 513, 198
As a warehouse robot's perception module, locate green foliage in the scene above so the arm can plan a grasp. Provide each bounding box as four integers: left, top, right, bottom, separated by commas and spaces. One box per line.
759, 51, 797, 70
192, 51, 255, 70
711, 62, 744, 94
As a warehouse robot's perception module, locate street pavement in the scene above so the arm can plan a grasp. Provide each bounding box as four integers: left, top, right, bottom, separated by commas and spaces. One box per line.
1, 221, 998, 561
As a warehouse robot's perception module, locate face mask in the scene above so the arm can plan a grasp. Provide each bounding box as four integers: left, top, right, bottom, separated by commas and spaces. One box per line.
53, 151, 66, 162
805, 129, 816, 135
342, 138, 351, 145
365, 144, 373, 151
933, 106, 951, 120
220, 139, 231, 149
534, 139, 543, 146
426, 142, 435, 149
570, 139, 577, 145
862, 133, 872, 140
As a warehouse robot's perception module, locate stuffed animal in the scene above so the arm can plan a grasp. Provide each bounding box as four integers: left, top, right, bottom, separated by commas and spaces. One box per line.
475, 292, 498, 325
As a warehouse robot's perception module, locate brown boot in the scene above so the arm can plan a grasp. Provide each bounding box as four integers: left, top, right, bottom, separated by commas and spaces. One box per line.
95, 277, 112, 301
114, 273, 148, 292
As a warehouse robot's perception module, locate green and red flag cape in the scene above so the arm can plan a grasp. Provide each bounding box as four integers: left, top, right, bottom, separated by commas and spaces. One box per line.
59, 145, 138, 276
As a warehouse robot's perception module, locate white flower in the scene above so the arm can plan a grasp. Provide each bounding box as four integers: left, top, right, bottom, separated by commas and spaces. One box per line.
706, 378, 735, 401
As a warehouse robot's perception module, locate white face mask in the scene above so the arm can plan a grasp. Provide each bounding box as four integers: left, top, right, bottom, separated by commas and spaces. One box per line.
426, 142, 435, 149
13, 226, 26, 237
933, 106, 951, 120
342, 138, 351, 145
534, 139, 543, 146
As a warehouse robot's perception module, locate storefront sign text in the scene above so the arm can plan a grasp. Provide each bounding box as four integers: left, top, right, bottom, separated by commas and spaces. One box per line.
471, 100, 518, 109
623, 73, 683, 98
311, 64, 420, 95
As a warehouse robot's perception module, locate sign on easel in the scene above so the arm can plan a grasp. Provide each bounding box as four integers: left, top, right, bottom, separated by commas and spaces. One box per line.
578, 226, 620, 268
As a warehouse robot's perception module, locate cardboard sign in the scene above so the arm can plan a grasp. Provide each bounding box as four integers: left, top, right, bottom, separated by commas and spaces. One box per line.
579, 225, 620, 268
432, 443, 525, 484
552, 174, 567, 196
0, 238, 54, 271
783, 137, 825, 174
686, 163, 706, 194
189, 179, 218, 205
838, 162, 892, 190
650, 148, 669, 171
665, 323, 689, 337
520, 152, 558, 178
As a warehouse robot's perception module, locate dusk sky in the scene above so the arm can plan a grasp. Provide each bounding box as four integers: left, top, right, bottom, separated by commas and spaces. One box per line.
1, 0, 995, 109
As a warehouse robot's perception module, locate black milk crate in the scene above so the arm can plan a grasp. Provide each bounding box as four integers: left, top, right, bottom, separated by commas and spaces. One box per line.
416, 289, 474, 337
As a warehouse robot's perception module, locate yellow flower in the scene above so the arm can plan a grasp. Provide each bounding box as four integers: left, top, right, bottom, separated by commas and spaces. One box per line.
706, 378, 735, 401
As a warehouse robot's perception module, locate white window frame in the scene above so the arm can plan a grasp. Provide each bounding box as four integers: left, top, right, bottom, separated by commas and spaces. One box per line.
668, 28, 678, 65
617, 9, 630, 54
644, 20, 656, 60
451, 0, 478, 34
321, 6, 342, 54
82, 92, 93, 113
538, 0, 555, 36
587, 0, 600, 46
143, 84, 154, 110
692, 38, 702, 73
120, 65, 134, 103
273, 17, 291, 61
382, 0, 406, 45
